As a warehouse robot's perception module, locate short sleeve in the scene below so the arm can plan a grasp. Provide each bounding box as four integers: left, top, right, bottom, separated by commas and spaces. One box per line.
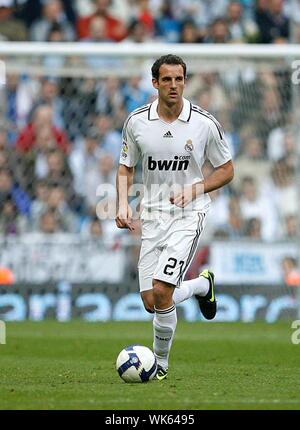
119, 117, 140, 167
206, 121, 232, 168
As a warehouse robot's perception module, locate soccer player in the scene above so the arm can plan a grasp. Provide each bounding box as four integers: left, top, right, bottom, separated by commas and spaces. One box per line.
116, 54, 234, 380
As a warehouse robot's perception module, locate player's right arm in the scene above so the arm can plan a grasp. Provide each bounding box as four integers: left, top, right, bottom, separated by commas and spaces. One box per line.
116, 112, 141, 230
116, 164, 134, 231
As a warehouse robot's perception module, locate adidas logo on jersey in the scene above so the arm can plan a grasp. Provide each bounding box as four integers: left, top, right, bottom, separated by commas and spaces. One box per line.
148, 155, 190, 171
163, 131, 173, 138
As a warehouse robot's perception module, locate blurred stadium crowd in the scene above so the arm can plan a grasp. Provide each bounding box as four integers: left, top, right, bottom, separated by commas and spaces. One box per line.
0, 0, 299, 245
0, 0, 296, 44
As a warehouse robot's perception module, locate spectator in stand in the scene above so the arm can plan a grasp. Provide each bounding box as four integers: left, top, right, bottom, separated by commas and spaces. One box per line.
43, 22, 67, 69
18, 0, 77, 29
254, 0, 270, 30
255, 0, 289, 43
227, 1, 245, 42
239, 175, 278, 241
194, 85, 227, 119
280, 133, 297, 174
82, 14, 112, 42
69, 127, 102, 197
257, 84, 283, 141
122, 76, 150, 113
244, 217, 262, 240
96, 76, 124, 117
46, 182, 78, 232
15, 104, 69, 154
233, 135, 270, 191
30, 77, 65, 130
59, 77, 98, 140
19, 125, 59, 191
262, 158, 297, 220
112, 104, 128, 133
282, 214, 298, 240
5, 73, 40, 139
77, 0, 127, 41
88, 216, 103, 237
122, 19, 152, 43
186, 72, 229, 126
46, 21, 65, 41
80, 214, 104, 238
227, 195, 244, 238
30, 0, 75, 42
203, 191, 244, 241
226, 1, 259, 43
93, 114, 121, 163
172, 0, 228, 31
154, 0, 181, 43
38, 208, 61, 233
37, 147, 65, 180
85, 152, 116, 211
20, 138, 74, 207
82, 15, 122, 69
35, 182, 78, 233
30, 178, 50, 228
0, 167, 31, 216
131, 0, 155, 39
75, 0, 97, 18
204, 18, 231, 43
108, 0, 133, 26
203, 188, 229, 240
267, 127, 297, 168
0, 193, 28, 235
43, 22, 68, 69
179, 20, 204, 43
0, 0, 28, 41
43, 149, 80, 208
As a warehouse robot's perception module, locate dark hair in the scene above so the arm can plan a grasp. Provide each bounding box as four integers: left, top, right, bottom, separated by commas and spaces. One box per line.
151, 54, 187, 81
46, 22, 64, 41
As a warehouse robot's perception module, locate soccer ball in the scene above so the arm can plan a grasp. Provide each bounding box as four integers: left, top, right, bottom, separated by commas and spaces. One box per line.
116, 344, 157, 383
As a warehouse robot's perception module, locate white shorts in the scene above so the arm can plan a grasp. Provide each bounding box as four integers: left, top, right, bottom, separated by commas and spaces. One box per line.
138, 210, 208, 292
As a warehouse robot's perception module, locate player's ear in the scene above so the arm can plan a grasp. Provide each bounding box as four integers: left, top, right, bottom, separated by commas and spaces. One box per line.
152, 78, 159, 89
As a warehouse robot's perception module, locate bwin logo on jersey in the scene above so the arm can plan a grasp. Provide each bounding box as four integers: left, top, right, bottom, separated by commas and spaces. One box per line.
148, 155, 189, 171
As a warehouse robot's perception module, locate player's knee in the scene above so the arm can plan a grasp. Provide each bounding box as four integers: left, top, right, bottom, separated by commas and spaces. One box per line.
142, 299, 154, 314
141, 292, 154, 313
152, 280, 172, 308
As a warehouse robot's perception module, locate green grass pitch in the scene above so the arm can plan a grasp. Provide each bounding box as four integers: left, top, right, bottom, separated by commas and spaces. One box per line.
0, 321, 299, 410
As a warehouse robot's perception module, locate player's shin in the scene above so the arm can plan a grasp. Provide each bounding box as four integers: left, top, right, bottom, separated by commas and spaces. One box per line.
173, 277, 209, 304
153, 304, 177, 370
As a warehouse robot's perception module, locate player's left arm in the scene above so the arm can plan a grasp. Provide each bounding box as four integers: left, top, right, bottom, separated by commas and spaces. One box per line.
171, 120, 234, 208
202, 159, 234, 193
171, 160, 234, 208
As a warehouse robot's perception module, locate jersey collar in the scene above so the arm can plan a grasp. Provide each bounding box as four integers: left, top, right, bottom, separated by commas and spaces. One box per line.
148, 98, 192, 122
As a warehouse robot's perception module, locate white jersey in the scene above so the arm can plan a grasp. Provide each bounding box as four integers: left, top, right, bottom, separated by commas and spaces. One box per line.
119, 97, 232, 214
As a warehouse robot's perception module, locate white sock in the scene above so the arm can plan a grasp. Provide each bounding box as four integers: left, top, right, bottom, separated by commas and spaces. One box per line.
153, 304, 177, 370
173, 276, 209, 305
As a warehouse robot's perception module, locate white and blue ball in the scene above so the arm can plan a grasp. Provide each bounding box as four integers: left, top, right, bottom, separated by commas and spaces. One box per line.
116, 345, 157, 383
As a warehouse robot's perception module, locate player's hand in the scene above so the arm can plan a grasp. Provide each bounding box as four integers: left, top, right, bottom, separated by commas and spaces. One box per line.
170, 188, 193, 208
170, 183, 203, 208
115, 204, 135, 231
